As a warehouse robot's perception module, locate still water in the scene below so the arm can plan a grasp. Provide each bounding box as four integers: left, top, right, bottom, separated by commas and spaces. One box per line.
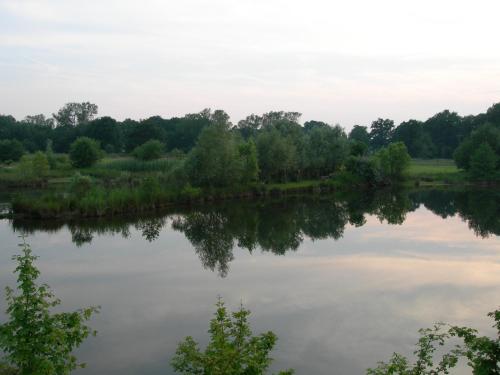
0, 189, 499, 374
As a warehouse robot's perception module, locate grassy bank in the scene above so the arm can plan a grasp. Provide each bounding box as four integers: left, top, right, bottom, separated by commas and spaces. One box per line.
1, 157, 475, 219
10, 179, 338, 219
407, 159, 465, 185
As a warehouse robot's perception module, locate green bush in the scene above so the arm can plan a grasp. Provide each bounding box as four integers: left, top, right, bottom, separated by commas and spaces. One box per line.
375, 142, 411, 182
69, 173, 94, 196
0, 240, 98, 374
171, 298, 293, 375
345, 156, 381, 185
368, 308, 500, 375
132, 140, 164, 161
469, 142, 498, 180
0, 139, 24, 162
16, 152, 49, 180
69, 137, 102, 168
32, 151, 49, 177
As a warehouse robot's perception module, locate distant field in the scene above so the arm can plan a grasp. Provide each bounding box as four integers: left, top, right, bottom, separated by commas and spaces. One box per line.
408, 159, 463, 183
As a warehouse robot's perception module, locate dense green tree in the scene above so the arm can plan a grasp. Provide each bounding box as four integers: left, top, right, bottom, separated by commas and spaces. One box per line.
162, 116, 210, 152
369, 118, 395, 149
51, 125, 80, 153
53, 102, 98, 127
304, 125, 349, 177
485, 102, 500, 125
186, 124, 242, 187
350, 140, 368, 157
469, 143, 497, 180
348, 125, 370, 145
261, 111, 301, 128
237, 114, 263, 139
392, 120, 435, 158
132, 139, 164, 161
0, 240, 98, 374
424, 110, 462, 158
304, 120, 330, 132
83, 117, 122, 152
238, 139, 259, 184
209, 109, 232, 129
23, 114, 54, 128
454, 124, 500, 171
124, 117, 166, 152
0, 140, 24, 162
69, 137, 102, 168
256, 128, 297, 182
375, 142, 411, 181
171, 298, 293, 375
0, 115, 17, 139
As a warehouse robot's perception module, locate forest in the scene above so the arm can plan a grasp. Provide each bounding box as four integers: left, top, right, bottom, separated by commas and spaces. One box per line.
0, 102, 499, 158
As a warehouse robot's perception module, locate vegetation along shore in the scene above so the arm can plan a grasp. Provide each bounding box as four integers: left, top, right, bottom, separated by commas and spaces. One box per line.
1, 102, 499, 218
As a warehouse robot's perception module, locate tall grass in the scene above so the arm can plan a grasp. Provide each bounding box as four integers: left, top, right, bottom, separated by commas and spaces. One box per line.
12, 179, 202, 218
97, 157, 181, 173
408, 159, 464, 183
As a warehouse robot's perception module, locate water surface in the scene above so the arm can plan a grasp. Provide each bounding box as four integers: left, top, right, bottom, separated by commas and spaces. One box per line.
0, 189, 499, 374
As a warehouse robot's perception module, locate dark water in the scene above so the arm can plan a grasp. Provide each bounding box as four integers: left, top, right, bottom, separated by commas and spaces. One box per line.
0, 189, 499, 374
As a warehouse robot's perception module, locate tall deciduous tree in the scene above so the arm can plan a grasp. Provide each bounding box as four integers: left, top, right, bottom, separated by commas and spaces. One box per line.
53, 102, 98, 127
186, 124, 242, 187
369, 118, 395, 149
348, 125, 370, 145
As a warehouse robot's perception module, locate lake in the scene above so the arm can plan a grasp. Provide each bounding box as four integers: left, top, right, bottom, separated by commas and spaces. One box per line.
0, 189, 499, 374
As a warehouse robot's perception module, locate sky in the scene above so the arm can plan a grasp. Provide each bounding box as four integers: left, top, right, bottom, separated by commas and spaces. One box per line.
0, 0, 499, 129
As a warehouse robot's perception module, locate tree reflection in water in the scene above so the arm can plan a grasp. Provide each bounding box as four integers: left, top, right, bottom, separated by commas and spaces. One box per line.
10, 188, 500, 277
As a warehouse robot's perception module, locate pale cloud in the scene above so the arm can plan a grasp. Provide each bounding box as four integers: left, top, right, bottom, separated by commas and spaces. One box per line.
0, 0, 499, 126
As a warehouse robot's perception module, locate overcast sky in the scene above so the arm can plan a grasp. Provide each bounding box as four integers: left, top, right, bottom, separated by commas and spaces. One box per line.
1, 0, 499, 129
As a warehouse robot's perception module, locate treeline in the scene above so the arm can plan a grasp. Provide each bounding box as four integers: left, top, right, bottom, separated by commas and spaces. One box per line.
1, 102, 499, 186
1, 102, 499, 157
1, 103, 413, 190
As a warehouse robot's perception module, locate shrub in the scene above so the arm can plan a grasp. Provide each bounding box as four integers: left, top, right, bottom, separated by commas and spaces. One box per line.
367, 308, 500, 375
32, 151, 49, 177
16, 152, 49, 180
132, 140, 164, 161
171, 298, 294, 375
345, 156, 382, 185
375, 142, 411, 181
69, 137, 102, 168
45, 139, 56, 169
469, 142, 497, 180
0, 239, 98, 374
0, 140, 24, 162
69, 173, 94, 196
454, 123, 500, 172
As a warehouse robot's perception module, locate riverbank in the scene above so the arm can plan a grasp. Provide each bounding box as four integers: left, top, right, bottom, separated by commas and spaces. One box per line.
0, 158, 479, 219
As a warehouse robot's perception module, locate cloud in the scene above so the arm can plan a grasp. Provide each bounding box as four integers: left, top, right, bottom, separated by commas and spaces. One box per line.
1, 0, 499, 125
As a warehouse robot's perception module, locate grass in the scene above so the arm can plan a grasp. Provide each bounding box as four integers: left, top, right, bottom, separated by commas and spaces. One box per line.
97, 156, 182, 173
407, 159, 464, 185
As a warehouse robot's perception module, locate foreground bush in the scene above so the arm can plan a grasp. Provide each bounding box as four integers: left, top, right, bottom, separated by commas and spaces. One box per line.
132, 140, 164, 161
367, 309, 500, 374
171, 298, 293, 375
0, 239, 99, 374
69, 137, 102, 168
